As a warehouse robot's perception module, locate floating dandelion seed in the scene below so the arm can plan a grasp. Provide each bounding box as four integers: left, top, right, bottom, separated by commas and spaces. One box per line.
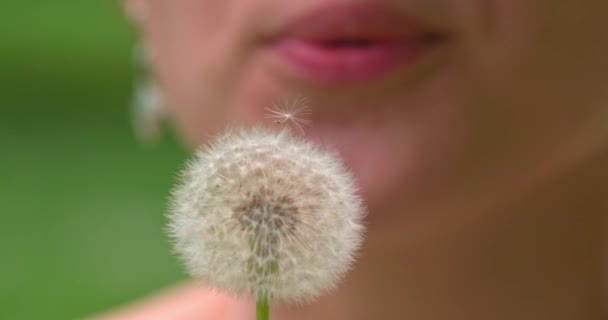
168, 127, 365, 308
265, 96, 312, 134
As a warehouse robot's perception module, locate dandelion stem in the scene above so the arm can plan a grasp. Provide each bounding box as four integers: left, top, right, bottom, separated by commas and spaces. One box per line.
256, 297, 270, 320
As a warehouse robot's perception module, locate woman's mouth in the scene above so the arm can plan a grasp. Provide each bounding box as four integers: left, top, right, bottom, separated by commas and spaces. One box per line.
264, 4, 447, 85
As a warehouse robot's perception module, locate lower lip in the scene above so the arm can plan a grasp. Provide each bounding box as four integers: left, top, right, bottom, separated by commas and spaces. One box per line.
267, 37, 437, 84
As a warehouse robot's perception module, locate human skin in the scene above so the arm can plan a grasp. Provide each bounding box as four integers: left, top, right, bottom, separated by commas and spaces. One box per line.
100, 0, 608, 319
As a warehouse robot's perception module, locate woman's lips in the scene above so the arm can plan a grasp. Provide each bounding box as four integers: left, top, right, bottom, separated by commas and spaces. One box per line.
270, 38, 436, 84
265, 4, 445, 84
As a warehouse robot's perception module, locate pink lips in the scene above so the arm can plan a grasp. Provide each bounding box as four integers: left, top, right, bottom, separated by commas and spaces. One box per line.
266, 4, 443, 84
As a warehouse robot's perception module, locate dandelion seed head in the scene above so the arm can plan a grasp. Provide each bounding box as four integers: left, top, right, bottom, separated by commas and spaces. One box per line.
168, 127, 365, 303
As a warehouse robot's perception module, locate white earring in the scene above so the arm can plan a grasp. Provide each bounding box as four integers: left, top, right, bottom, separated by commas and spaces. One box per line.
131, 42, 166, 145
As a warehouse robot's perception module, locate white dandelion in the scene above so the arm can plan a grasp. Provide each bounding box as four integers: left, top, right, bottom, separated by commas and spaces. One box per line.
265, 96, 312, 134
168, 127, 365, 313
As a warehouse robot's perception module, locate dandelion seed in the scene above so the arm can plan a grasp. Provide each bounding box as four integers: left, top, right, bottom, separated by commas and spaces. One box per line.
265, 96, 313, 134
168, 127, 365, 306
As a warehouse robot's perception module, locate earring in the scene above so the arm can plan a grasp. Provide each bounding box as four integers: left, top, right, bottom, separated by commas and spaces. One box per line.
131, 42, 166, 145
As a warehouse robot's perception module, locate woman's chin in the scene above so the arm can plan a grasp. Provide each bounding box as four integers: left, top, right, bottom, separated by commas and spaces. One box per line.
306, 119, 437, 219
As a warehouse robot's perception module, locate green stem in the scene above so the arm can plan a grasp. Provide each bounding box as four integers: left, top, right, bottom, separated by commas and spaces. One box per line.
256, 297, 270, 320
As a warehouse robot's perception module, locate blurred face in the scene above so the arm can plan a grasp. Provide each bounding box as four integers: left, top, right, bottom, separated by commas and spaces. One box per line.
127, 0, 608, 222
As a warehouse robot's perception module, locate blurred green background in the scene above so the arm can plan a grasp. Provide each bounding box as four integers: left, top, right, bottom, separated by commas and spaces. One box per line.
1, 2, 189, 319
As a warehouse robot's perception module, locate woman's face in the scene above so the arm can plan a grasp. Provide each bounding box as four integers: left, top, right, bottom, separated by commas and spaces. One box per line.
128, 0, 608, 220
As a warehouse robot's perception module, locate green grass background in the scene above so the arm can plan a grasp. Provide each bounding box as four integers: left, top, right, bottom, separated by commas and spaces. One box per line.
1, 2, 189, 319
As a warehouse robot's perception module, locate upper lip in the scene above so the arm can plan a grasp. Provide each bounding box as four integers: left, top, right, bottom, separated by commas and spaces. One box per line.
267, 3, 442, 45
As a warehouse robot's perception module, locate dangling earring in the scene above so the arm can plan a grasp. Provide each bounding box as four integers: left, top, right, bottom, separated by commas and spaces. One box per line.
131, 42, 167, 145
